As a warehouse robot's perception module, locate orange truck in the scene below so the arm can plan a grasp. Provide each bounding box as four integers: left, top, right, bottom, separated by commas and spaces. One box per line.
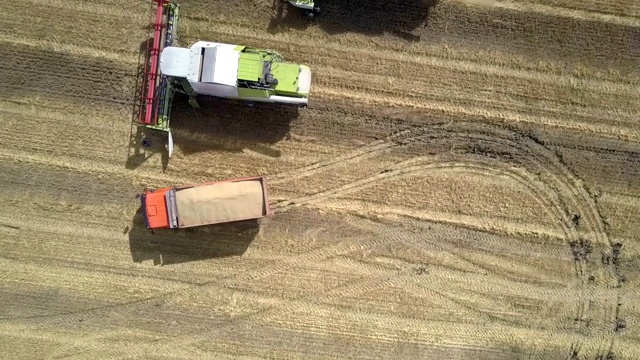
141, 176, 272, 229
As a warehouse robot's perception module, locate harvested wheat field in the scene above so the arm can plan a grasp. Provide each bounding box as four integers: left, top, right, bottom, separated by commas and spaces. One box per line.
1, 0, 639, 358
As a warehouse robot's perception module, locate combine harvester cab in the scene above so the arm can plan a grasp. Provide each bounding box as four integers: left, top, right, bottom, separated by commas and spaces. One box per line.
140, 176, 272, 230
137, 0, 312, 157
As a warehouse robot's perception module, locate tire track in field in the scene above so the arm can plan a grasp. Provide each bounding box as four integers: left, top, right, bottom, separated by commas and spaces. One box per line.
272, 122, 621, 357
2, 226, 401, 328
298, 160, 605, 355
5, 210, 519, 347
5, 227, 421, 344
0, 148, 194, 190
275, 157, 592, 350
0, 40, 134, 107
489, 0, 640, 27
398, 219, 572, 286
298, 228, 571, 331
268, 129, 411, 185
271, 124, 596, 285
280, 160, 582, 275
0, 257, 193, 318
312, 265, 530, 329
170, 227, 521, 342
449, 126, 621, 355
2, 1, 145, 56
276, 122, 608, 245
223, 276, 528, 341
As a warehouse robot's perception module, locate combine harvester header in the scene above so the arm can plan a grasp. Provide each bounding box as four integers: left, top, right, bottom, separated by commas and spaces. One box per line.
138, 0, 313, 157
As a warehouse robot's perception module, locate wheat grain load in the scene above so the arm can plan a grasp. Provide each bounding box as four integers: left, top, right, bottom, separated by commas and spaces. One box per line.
174, 179, 266, 227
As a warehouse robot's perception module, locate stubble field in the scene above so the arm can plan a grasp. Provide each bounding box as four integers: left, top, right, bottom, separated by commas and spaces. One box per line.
0, 0, 639, 359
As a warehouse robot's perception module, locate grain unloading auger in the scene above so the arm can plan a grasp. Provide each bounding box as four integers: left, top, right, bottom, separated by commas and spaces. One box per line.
138, 0, 313, 158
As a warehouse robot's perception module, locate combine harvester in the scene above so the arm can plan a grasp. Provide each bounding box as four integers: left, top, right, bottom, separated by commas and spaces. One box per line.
138, 0, 313, 157
141, 176, 272, 230
285, 0, 321, 18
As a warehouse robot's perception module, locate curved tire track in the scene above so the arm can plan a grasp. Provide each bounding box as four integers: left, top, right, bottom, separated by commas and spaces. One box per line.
269, 129, 411, 185
273, 121, 620, 357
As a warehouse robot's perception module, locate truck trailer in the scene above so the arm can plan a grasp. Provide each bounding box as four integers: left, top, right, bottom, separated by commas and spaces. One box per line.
141, 176, 272, 230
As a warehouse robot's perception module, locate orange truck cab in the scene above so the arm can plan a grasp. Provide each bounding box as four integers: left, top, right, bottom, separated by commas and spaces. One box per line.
140, 176, 272, 230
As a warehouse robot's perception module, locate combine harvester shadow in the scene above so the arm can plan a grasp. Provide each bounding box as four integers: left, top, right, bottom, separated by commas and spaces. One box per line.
269, 0, 440, 41
168, 93, 296, 158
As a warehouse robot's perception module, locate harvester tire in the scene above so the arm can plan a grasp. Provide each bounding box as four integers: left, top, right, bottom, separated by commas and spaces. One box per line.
304, 10, 315, 20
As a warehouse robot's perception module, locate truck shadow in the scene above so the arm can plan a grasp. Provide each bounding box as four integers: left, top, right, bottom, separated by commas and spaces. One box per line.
169, 93, 296, 158
128, 209, 259, 266
268, 0, 439, 42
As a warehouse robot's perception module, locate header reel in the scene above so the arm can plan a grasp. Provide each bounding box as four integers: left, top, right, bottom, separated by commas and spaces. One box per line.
137, 0, 180, 157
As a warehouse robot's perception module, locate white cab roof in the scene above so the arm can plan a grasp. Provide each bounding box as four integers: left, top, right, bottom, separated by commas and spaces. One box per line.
159, 46, 191, 78
159, 41, 240, 87
196, 41, 240, 87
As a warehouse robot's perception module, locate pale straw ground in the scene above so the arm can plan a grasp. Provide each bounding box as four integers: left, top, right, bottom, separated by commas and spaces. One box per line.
0, 0, 638, 359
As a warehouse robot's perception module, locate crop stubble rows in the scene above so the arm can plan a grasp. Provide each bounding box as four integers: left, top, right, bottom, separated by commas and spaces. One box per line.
0, 0, 638, 359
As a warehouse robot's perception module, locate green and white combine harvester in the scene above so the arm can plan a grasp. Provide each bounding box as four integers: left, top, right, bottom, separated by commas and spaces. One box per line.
138, 0, 313, 157
286, 0, 321, 18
